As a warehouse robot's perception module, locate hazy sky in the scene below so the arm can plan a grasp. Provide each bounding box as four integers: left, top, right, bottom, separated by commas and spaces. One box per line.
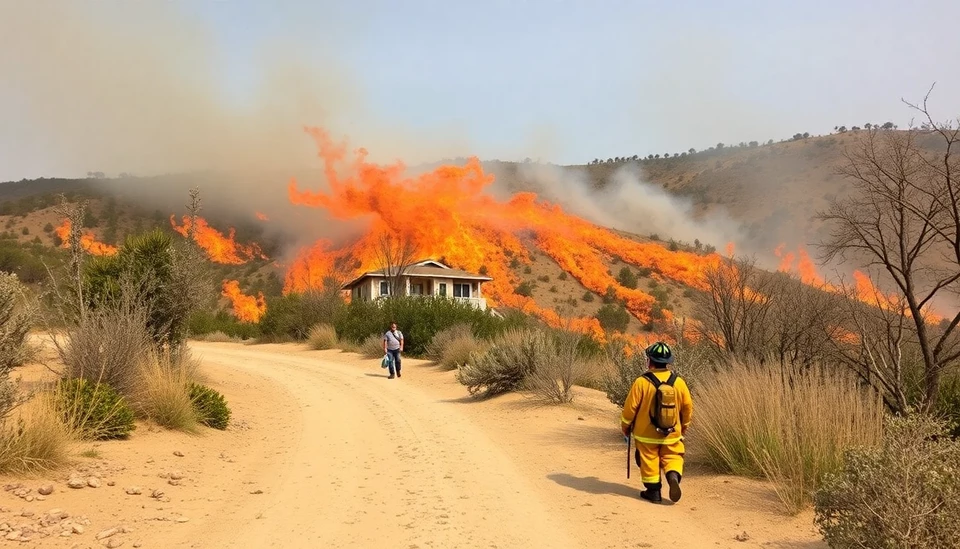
2, 0, 959, 180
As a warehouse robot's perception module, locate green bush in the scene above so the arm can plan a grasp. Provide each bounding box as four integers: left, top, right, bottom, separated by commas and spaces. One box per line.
334, 296, 521, 357
582, 291, 595, 303
55, 378, 136, 440
600, 344, 647, 407
594, 303, 630, 332
189, 310, 260, 340
189, 383, 230, 430
259, 288, 344, 341
515, 281, 535, 297
457, 329, 544, 398
815, 414, 960, 548
616, 267, 638, 289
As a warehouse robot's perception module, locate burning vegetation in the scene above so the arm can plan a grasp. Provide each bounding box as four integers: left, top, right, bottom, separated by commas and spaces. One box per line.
54, 219, 118, 256
170, 215, 267, 265
221, 279, 267, 323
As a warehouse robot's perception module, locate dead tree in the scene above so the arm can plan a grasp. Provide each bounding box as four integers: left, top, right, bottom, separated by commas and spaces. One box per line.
818, 85, 960, 412
374, 233, 418, 297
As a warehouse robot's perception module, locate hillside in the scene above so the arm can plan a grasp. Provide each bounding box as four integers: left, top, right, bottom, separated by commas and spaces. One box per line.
0, 129, 926, 337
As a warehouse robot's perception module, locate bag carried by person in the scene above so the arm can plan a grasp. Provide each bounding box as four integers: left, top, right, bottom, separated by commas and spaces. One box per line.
642, 371, 679, 435
381, 354, 391, 369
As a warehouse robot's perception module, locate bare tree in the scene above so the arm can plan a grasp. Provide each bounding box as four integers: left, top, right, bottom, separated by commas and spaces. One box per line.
53, 195, 89, 321
374, 233, 418, 297
818, 85, 960, 411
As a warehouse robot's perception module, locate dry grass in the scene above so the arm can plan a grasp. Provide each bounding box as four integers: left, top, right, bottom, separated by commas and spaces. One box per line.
426, 325, 486, 370
0, 394, 73, 473
358, 333, 385, 359
132, 351, 199, 432
307, 324, 338, 351
693, 359, 884, 514
199, 331, 242, 343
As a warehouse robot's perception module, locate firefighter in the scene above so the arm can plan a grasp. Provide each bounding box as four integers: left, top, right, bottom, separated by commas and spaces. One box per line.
620, 341, 694, 503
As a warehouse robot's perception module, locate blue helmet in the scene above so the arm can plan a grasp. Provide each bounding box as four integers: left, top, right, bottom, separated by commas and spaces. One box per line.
645, 341, 674, 365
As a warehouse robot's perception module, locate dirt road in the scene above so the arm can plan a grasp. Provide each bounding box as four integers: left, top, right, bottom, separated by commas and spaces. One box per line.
1, 341, 825, 548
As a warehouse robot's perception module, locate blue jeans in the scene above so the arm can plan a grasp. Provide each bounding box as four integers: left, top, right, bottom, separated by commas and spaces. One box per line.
387, 349, 402, 375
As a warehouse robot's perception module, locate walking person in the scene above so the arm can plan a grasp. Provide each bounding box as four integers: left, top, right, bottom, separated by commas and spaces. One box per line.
620, 341, 693, 503
383, 322, 404, 379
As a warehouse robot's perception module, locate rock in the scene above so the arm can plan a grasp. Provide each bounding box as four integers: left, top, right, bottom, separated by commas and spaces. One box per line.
96, 526, 119, 540
67, 478, 85, 489
106, 538, 124, 548
168, 470, 184, 481
249, 489, 263, 495
175, 517, 189, 523
48, 509, 67, 520
173, 451, 184, 457
5, 531, 19, 541
36, 496, 46, 502
24, 496, 33, 502
133, 543, 142, 548
168, 479, 181, 487
107, 481, 116, 487
72, 524, 84, 534
87, 477, 101, 488
125, 487, 142, 496
735, 531, 751, 542
577, 416, 585, 420
37, 485, 54, 496
150, 490, 164, 499
20, 511, 34, 518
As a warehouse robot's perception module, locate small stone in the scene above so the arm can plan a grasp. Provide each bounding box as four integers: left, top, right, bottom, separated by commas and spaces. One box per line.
175, 517, 189, 523
24, 496, 33, 502
48, 509, 67, 520
87, 477, 101, 488
60, 531, 72, 537
96, 526, 119, 540
577, 416, 585, 420
35, 496, 46, 502
67, 478, 85, 489
133, 543, 142, 548
125, 487, 142, 495
107, 481, 116, 487
72, 524, 84, 534
167, 479, 181, 487
20, 511, 34, 518
150, 490, 164, 499
735, 531, 751, 542
168, 471, 184, 481
173, 451, 184, 457
249, 489, 263, 495
5, 531, 19, 541
106, 538, 124, 548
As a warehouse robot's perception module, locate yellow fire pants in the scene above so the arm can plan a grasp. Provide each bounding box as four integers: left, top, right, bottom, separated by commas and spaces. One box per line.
635, 440, 685, 485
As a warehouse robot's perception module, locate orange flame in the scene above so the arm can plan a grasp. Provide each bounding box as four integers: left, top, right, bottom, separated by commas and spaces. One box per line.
170, 215, 267, 265
54, 219, 118, 256
221, 280, 266, 323
255, 212, 269, 221
282, 128, 725, 336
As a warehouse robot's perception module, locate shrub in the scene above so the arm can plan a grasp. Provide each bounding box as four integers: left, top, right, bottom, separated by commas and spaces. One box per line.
600, 345, 648, 407
259, 288, 344, 341
55, 378, 136, 440
55, 299, 153, 398
0, 273, 31, 420
426, 325, 485, 370
582, 291, 595, 303
523, 266, 532, 274
190, 383, 230, 430
0, 395, 72, 473
558, 272, 568, 281
359, 333, 385, 358
457, 329, 543, 398
537, 275, 550, 283
602, 285, 617, 304
525, 331, 594, 404
815, 414, 960, 549
199, 331, 241, 343
594, 303, 630, 332
695, 360, 883, 513
616, 267, 638, 289
515, 281, 535, 297
189, 310, 260, 340
308, 324, 338, 350
134, 352, 197, 431
43, 222, 54, 233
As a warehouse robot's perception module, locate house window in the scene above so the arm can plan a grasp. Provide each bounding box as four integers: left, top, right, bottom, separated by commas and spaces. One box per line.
438, 283, 447, 297
379, 281, 389, 296
453, 283, 471, 298
410, 283, 424, 296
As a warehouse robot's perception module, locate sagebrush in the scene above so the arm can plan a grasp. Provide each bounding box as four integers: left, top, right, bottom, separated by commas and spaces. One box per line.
308, 324, 338, 350
426, 324, 484, 370
815, 414, 960, 549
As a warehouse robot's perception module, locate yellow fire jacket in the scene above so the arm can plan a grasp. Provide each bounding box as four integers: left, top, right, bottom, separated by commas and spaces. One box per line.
620, 369, 693, 445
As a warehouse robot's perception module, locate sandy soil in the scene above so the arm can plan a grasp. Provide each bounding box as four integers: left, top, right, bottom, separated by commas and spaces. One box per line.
1, 341, 826, 548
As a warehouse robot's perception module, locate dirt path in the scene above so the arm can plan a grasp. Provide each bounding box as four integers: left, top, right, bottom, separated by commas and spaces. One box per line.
1, 341, 826, 548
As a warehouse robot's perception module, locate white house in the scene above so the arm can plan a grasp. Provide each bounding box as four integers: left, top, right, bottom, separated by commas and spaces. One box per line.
341, 259, 492, 310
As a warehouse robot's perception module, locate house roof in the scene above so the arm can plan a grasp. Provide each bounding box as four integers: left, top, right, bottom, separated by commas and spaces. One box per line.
342, 263, 492, 290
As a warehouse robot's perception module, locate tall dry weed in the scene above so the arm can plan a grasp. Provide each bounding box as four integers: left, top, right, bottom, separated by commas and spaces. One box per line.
307, 324, 338, 350
133, 350, 200, 432
0, 394, 73, 473
426, 325, 485, 370
694, 359, 883, 513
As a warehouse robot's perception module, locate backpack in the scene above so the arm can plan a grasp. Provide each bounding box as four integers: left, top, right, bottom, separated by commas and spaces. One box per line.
642, 371, 679, 435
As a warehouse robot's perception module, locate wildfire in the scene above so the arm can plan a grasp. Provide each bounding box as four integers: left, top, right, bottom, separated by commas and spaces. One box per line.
170, 215, 267, 265
54, 219, 118, 256
282, 128, 724, 335
222, 280, 267, 323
